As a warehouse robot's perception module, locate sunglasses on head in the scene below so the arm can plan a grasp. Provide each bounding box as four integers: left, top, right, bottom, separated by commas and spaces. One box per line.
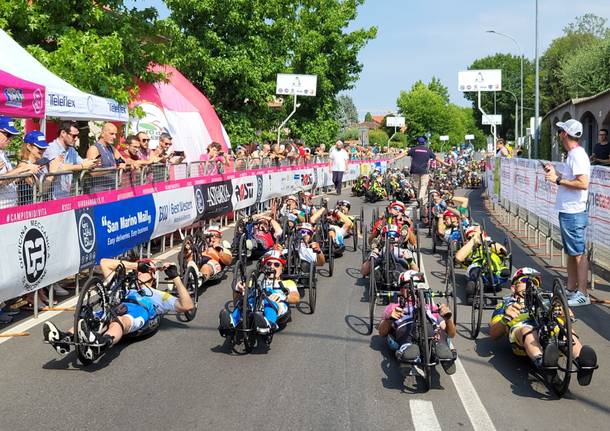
266, 261, 282, 268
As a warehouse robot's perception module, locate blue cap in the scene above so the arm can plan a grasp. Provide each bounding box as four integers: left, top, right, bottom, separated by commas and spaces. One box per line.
0, 116, 19, 135
416, 136, 427, 144
24, 131, 49, 148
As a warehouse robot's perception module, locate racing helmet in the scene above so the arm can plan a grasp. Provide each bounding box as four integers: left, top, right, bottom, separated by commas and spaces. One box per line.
443, 210, 457, 219
204, 225, 222, 237
286, 195, 298, 204
389, 200, 407, 213
297, 222, 314, 236
262, 250, 286, 266
398, 270, 424, 285
336, 200, 351, 211
511, 267, 541, 287
465, 225, 478, 239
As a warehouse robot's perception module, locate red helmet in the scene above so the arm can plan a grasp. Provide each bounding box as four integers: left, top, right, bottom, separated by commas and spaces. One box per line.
262, 250, 286, 266
443, 210, 457, 218
389, 201, 407, 213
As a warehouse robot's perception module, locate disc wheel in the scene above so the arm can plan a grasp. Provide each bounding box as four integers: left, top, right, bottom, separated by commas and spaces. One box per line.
550, 279, 573, 397
308, 263, 317, 314
368, 258, 378, 335
73, 276, 107, 366
180, 266, 199, 321
470, 271, 484, 339
418, 288, 432, 392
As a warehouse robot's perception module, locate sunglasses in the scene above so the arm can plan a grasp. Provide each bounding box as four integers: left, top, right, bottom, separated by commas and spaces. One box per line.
298, 229, 313, 236
390, 206, 403, 212
516, 277, 540, 287
265, 261, 282, 268
70, 133, 80, 138
140, 139, 150, 143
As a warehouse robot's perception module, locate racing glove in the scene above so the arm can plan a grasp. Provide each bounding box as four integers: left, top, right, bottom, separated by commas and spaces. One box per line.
164, 264, 180, 280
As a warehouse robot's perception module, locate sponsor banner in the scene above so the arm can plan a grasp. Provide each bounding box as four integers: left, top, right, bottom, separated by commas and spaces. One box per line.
200, 180, 233, 219
93, 195, 156, 261
0, 212, 80, 302
345, 163, 360, 181
74, 208, 97, 270
588, 167, 610, 246
261, 172, 283, 201
232, 175, 258, 211
152, 187, 197, 238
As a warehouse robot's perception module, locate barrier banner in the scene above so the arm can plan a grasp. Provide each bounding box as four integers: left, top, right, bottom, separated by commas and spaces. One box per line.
0, 213, 80, 302
74, 207, 97, 270
152, 188, 197, 238
232, 175, 258, 211
93, 195, 156, 261
588, 168, 610, 246
199, 180, 233, 219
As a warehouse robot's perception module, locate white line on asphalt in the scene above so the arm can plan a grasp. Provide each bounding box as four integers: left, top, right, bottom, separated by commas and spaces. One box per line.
409, 400, 442, 431
450, 358, 496, 431
418, 247, 496, 431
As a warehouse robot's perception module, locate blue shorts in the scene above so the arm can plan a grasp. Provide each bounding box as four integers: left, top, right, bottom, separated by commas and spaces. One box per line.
558, 211, 588, 256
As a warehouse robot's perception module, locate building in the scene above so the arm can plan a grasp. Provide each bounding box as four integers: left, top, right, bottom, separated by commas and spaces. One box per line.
544, 88, 610, 160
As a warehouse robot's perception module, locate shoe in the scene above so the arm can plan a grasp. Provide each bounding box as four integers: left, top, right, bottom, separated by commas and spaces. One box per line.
253, 312, 271, 335
218, 309, 234, 337
566, 290, 590, 307
541, 343, 560, 383
435, 342, 456, 375
43, 322, 72, 355
51, 285, 70, 297
396, 343, 420, 363
576, 346, 597, 386
77, 319, 111, 361
465, 280, 475, 303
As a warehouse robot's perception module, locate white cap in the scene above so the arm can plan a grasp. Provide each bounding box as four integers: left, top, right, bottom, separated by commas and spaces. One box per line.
556, 119, 583, 138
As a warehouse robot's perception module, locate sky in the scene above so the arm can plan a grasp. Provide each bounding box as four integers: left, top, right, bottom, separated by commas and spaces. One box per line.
127, 0, 610, 117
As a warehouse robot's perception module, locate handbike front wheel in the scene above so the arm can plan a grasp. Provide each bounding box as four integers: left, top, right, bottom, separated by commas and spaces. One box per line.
550, 278, 573, 397
445, 247, 457, 324
470, 272, 484, 339
368, 259, 377, 335
418, 288, 432, 392
180, 266, 200, 322
73, 276, 107, 366
308, 263, 317, 314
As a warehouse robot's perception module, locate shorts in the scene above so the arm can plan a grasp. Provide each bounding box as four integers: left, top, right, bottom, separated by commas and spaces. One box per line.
124, 303, 149, 334
204, 259, 222, 275
329, 225, 345, 247
558, 211, 588, 256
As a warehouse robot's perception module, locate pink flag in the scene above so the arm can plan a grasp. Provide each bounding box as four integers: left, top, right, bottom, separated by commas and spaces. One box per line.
0, 69, 46, 118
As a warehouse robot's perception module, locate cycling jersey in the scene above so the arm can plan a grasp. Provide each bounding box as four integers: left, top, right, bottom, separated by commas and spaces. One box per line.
383, 302, 442, 347
122, 288, 177, 334
230, 279, 298, 326
491, 296, 533, 356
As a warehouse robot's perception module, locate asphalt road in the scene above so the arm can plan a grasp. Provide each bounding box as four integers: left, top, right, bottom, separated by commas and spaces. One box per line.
0, 187, 608, 431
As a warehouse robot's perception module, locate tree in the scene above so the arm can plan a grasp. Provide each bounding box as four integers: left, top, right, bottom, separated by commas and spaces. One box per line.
0, 1, 169, 104
364, 112, 373, 122
428, 76, 449, 104
560, 36, 610, 98
336, 95, 359, 130
396, 79, 486, 151
563, 13, 608, 38
463, 54, 535, 140
166, 0, 376, 146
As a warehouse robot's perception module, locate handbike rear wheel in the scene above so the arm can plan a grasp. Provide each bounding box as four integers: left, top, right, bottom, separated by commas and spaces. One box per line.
352, 219, 358, 252
328, 237, 334, 276
180, 266, 199, 321
470, 272, 484, 339
445, 245, 457, 324
550, 279, 573, 397
308, 263, 317, 314
368, 259, 377, 335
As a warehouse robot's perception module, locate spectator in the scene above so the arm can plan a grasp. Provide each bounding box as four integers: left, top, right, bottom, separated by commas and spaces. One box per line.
495, 138, 510, 157
234, 145, 248, 170
0, 117, 39, 207
393, 136, 447, 221
543, 119, 591, 306
136, 131, 152, 160
328, 140, 349, 195
315, 143, 327, 161
16, 131, 63, 205
200, 141, 229, 174
271, 143, 285, 166
86, 123, 125, 192
591, 129, 609, 166
44, 121, 99, 199
119, 135, 150, 168
155, 132, 184, 164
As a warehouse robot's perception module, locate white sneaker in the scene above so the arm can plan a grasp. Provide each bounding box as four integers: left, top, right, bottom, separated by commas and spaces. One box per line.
566, 290, 590, 307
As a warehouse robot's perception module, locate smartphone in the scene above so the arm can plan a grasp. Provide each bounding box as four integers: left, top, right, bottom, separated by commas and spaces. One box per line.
35, 157, 50, 166
95, 154, 102, 160
172, 151, 185, 157
538, 160, 549, 171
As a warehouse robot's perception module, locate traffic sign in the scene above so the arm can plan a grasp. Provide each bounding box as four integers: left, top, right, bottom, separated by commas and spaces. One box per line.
439, 135, 449, 141
276, 74, 317, 97
359, 128, 369, 146
386, 116, 405, 127
465, 134, 475, 140
482, 114, 502, 125
458, 69, 502, 92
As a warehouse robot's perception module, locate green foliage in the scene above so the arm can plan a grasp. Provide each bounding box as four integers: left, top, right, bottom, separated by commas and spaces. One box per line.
338, 127, 359, 141
428, 76, 450, 104
463, 53, 535, 140
368, 129, 389, 146
0, 1, 169, 105
560, 36, 610, 98
563, 13, 608, 38
336, 95, 359, 130
166, 0, 376, 146
364, 112, 373, 122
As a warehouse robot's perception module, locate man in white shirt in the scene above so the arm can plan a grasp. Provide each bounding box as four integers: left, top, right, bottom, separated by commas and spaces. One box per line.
543, 119, 591, 306
329, 140, 349, 195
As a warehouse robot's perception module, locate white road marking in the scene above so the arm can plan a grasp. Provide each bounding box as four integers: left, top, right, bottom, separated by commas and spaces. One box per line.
418, 246, 496, 431
409, 400, 442, 431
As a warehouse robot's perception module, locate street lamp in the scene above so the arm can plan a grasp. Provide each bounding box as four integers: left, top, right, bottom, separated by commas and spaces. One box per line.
486, 30, 524, 148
